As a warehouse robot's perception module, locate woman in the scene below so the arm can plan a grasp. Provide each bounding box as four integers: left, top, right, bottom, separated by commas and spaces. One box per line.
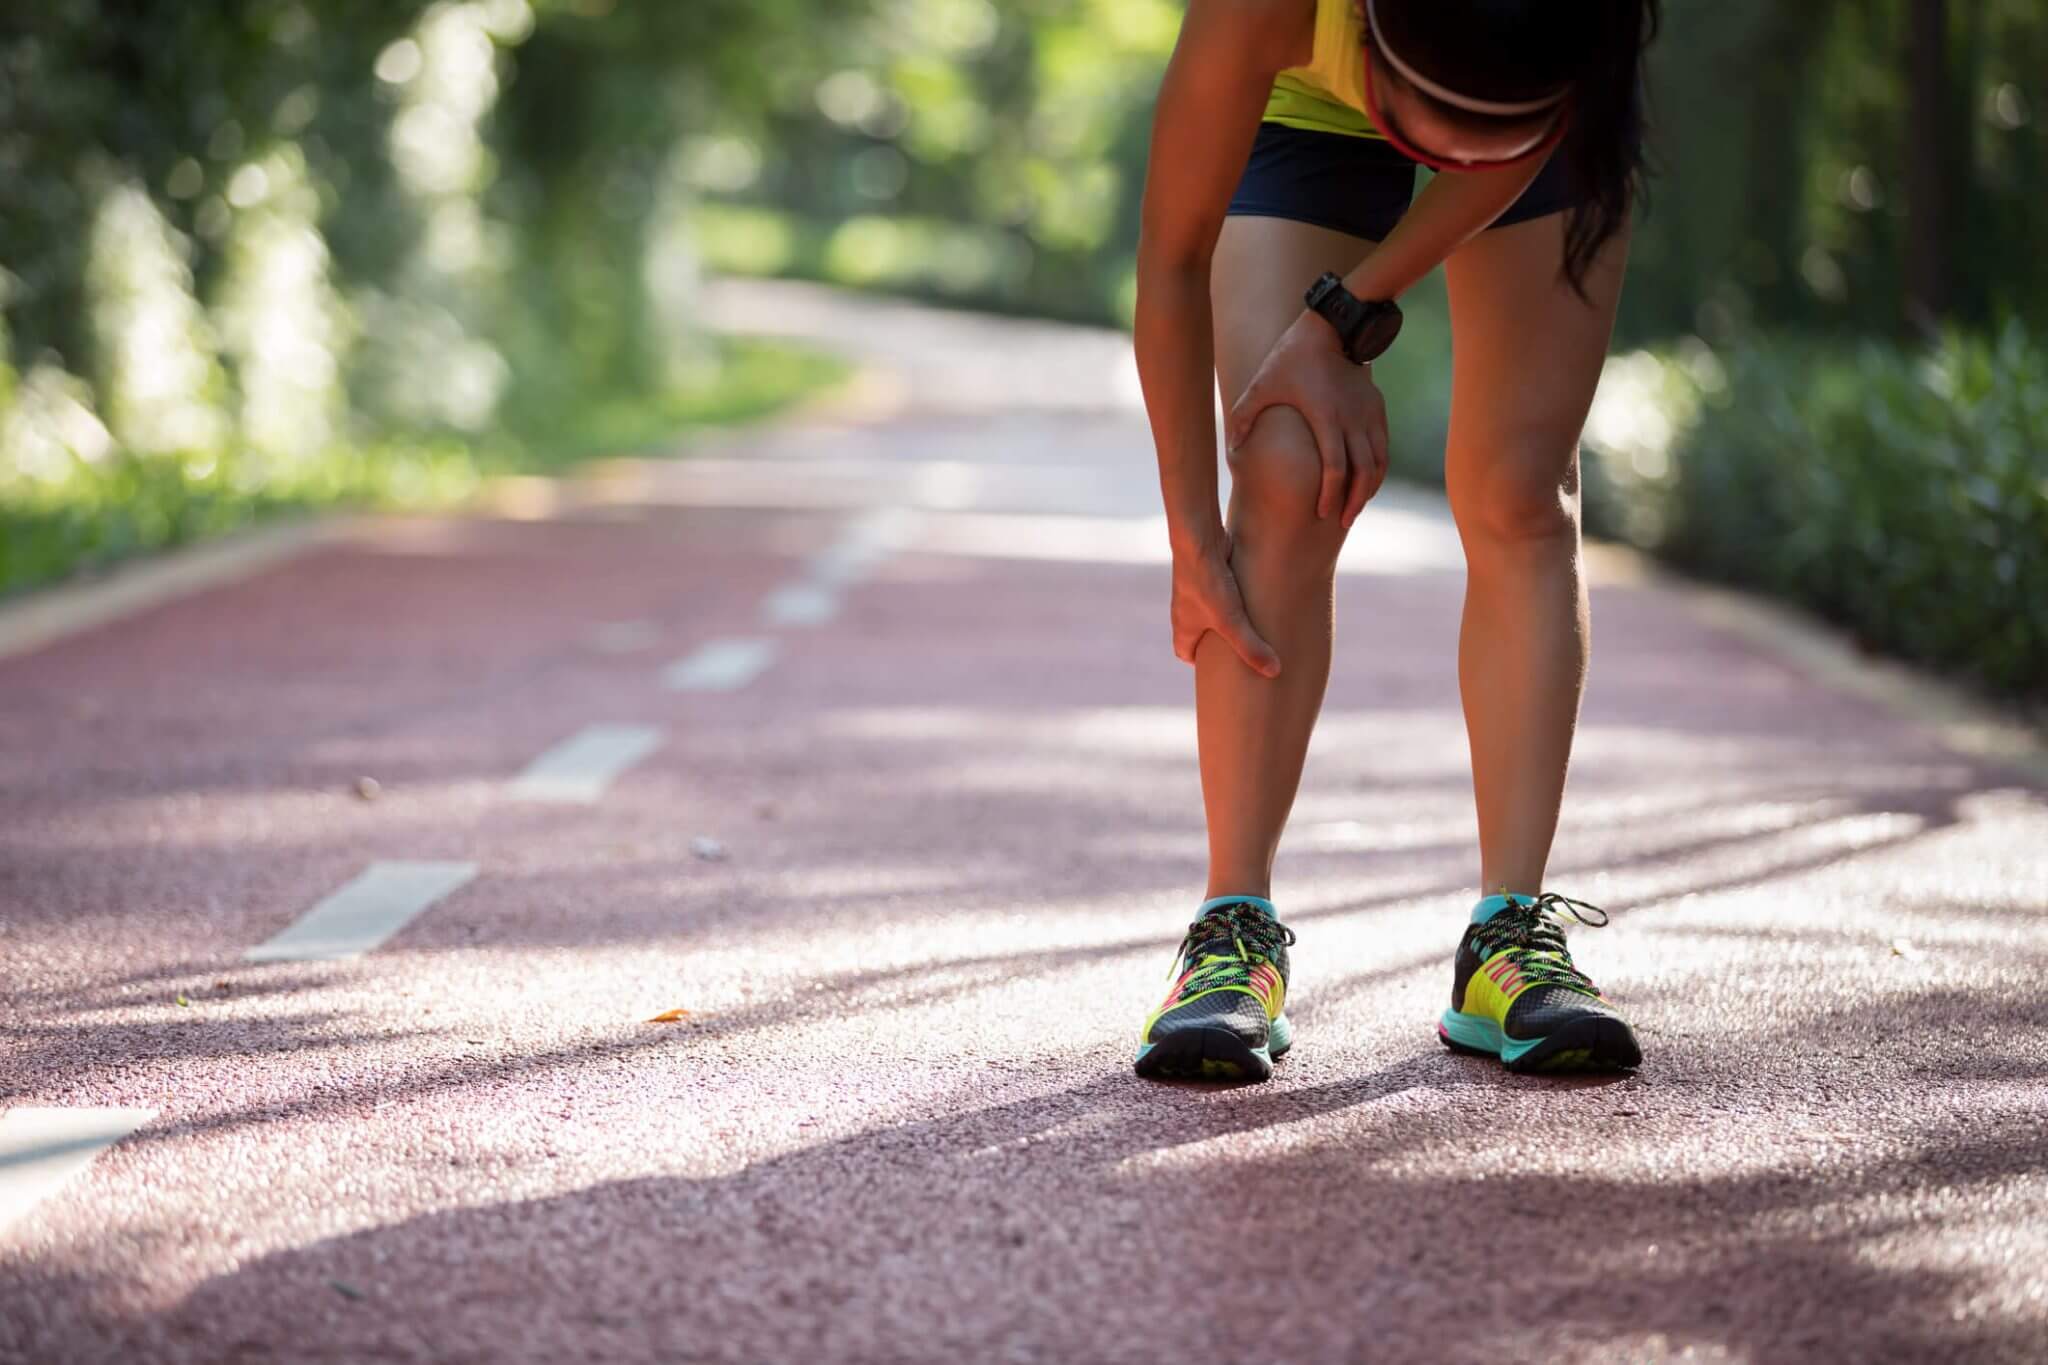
1132, 0, 1658, 1081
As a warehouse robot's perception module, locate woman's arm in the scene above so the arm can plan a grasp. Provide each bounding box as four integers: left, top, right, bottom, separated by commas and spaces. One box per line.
1134, 0, 1310, 560
1341, 160, 1547, 301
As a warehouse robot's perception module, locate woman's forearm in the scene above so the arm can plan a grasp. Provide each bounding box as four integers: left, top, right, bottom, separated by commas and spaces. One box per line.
1135, 256, 1226, 554
1342, 158, 1550, 301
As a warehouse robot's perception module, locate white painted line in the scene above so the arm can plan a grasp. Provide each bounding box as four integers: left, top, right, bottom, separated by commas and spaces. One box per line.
589, 619, 660, 653
761, 582, 839, 627
509, 724, 664, 803
244, 860, 478, 962
757, 508, 918, 629
662, 637, 777, 692
0, 1107, 156, 1236
809, 507, 918, 586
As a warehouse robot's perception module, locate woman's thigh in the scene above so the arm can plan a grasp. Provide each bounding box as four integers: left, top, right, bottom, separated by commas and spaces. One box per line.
1439, 210, 1630, 534
1211, 215, 1377, 419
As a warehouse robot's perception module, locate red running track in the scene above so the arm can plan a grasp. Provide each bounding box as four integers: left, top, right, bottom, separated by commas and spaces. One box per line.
2, 285, 2045, 1363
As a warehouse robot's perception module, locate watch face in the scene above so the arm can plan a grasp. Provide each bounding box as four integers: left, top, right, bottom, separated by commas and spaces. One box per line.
1355, 306, 1403, 361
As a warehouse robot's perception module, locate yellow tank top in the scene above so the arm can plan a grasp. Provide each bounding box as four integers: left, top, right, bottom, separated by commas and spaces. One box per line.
1265, 0, 1383, 139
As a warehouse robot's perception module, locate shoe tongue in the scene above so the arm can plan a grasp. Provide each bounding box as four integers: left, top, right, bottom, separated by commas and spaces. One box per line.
1187, 927, 1243, 962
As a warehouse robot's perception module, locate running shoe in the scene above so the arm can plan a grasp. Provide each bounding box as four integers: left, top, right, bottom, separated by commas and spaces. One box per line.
1438, 892, 1641, 1073
1134, 895, 1294, 1082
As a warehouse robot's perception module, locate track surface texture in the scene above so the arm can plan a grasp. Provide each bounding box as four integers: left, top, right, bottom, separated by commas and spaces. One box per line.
4, 281, 2045, 1364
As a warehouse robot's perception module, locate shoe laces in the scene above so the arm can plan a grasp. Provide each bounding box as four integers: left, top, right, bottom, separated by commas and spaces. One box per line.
1472, 892, 1609, 994
1175, 901, 1295, 987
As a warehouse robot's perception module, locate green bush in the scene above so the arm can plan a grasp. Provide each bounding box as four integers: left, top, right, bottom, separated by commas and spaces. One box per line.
0, 336, 846, 599
1581, 323, 2048, 697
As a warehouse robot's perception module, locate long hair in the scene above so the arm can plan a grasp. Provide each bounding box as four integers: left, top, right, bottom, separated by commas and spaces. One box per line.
1372, 0, 1660, 298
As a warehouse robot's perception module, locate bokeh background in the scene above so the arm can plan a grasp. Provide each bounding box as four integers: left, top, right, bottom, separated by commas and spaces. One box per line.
1, 0, 2042, 696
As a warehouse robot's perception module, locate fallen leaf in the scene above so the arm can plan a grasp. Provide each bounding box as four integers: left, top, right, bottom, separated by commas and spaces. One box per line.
175, 993, 190, 1008
646, 1008, 692, 1023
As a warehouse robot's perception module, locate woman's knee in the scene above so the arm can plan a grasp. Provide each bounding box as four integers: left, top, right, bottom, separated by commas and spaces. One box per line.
1447, 434, 1582, 550
1224, 407, 1328, 540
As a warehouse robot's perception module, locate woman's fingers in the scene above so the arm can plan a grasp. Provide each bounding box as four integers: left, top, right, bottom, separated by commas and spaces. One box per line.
1170, 562, 1282, 678
1341, 430, 1373, 528
1340, 391, 1391, 527
1369, 404, 1391, 495
1173, 616, 1279, 678
1223, 374, 1272, 452
1310, 414, 1349, 520
1217, 609, 1282, 678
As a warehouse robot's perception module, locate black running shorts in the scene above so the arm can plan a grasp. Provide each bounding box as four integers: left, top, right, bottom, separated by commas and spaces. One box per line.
1225, 122, 1581, 242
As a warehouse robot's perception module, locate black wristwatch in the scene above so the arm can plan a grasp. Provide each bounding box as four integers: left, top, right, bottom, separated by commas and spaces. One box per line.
1304, 272, 1403, 364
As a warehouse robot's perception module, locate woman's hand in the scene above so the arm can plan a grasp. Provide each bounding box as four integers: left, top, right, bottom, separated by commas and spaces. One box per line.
1224, 312, 1391, 529
1171, 531, 1281, 678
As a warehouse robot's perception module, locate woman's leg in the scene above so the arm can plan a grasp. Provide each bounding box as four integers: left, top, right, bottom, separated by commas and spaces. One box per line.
1201, 216, 1378, 900
1440, 211, 1629, 895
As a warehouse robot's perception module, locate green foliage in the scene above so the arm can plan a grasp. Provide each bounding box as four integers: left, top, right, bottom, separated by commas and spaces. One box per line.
0, 433, 481, 599
693, 202, 1098, 324
1581, 324, 2048, 696
499, 336, 849, 467
7, 0, 2045, 703
684, 0, 1172, 328
0, 1, 865, 595
0, 2, 420, 367
1635, 0, 2048, 341
0, 335, 845, 597
688, 1, 2047, 345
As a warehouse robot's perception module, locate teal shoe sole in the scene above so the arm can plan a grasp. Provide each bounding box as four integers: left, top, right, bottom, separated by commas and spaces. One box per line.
1438, 1007, 1640, 1074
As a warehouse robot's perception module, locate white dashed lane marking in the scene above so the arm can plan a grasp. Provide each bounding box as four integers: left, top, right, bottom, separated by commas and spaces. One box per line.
755, 507, 919, 630
508, 724, 664, 804
662, 637, 777, 692
244, 860, 479, 962
761, 582, 839, 627
589, 620, 660, 653
811, 507, 917, 586
0, 1107, 156, 1237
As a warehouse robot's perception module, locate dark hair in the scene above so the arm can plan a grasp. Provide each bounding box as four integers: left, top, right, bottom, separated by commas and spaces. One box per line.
1373, 0, 1660, 299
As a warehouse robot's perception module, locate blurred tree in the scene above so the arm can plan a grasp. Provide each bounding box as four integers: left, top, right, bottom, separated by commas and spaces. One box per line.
487, 0, 872, 423
675, 0, 2045, 342
0, 3, 422, 367
1905, 0, 1952, 330
6, 0, 2045, 462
